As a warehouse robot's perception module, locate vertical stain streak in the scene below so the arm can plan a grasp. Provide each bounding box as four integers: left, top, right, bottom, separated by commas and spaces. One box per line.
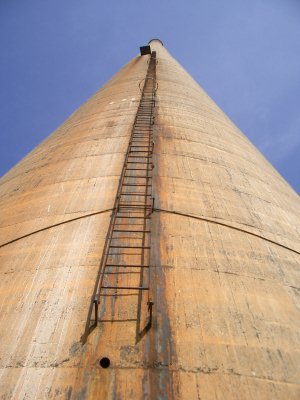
144, 109, 177, 398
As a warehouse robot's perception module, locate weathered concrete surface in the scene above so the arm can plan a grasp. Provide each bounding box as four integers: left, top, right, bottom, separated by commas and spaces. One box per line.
0, 55, 150, 399
151, 39, 300, 399
0, 39, 299, 399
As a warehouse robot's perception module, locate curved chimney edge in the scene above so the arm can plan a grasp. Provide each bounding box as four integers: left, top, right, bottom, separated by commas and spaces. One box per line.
148, 38, 164, 46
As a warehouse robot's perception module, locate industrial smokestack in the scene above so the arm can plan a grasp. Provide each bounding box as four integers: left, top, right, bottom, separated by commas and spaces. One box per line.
0, 40, 299, 399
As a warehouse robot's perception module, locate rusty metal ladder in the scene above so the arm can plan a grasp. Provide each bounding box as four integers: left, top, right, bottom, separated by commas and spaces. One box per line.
93, 51, 157, 327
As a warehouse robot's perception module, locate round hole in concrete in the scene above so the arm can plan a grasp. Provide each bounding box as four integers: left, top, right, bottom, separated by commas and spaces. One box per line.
99, 357, 110, 368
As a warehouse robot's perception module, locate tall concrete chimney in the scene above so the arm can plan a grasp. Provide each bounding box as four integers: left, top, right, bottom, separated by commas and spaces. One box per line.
0, 39, 299, 399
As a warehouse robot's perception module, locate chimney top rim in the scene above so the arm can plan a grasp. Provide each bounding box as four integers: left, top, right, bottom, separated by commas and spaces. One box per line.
148, 38, 164, 46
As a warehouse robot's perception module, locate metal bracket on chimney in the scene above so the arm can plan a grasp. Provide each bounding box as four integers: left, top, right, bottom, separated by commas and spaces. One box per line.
140, 45, 151, 56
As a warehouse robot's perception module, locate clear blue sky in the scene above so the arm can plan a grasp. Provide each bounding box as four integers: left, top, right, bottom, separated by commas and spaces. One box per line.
0, 0, 299, 193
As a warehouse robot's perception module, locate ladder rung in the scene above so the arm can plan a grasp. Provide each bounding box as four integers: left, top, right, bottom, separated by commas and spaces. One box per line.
132, 135, 152, 138
120, 206, 152, 212
114, 222, 148, 225
109, 245, 150, 249
119, 202, 152, 206
126, 161, 152, 164
116, 209, 152, 213
118, 208, 152, 212
122, 184, 151, 187
124, 168, 151, 171
101, 286, 149, 290
112, 229, 151, 233
117, 205, 152, 209
114, 219, 151, 223
130, 145, 152, 148
127, 156, 152, 159
118, 201, 152, 204
129, 150, 152, 153
120, 193, 152, 196
106, 264, 149, 268
107, 252, 142, 256
118, 216, 151, 222
131, 136, 152, 138
132, 132, 152, 134
129, 144, 151, 147
131, 137, 151, 140
124, 175, 152, 178
130, 140, 151, 142
115, 216, 151, 219
103, 271, 141, 275
111, 238, 147, 242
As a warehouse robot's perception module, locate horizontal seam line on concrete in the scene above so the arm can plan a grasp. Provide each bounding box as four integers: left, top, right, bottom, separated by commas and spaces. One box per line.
1, 208, 298, 256
154, 208, 300, 255
0, 208, 113, 249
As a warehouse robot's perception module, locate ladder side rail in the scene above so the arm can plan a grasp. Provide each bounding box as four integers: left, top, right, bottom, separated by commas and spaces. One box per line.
93, 56, 155, 322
